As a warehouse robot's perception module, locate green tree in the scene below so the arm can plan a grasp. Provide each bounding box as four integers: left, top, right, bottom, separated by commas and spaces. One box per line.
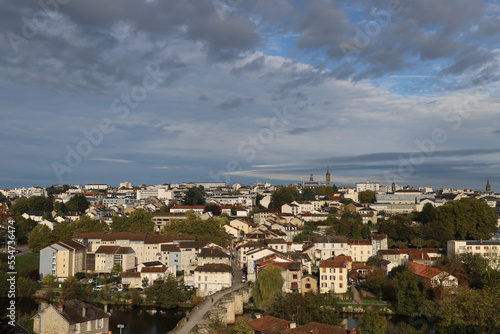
296, 187, 315, 201
42, 274, 56, 284
270, 292, 341, 326
230, 206, 237, 216
253, 265, 284, 313
182, 186, 206, 205
28, 196, 47, 212
52, 220, 74, 241
0, 192, 8, 203
111, 264, 123, 275
61, 276, 86, 300
231, 316, 253, 334
144, 274, 187, 308
393, 266, 424, 316
416, 202, 436, 223
17, 277, 39, 298
366, 270, 387, 295
204, 203, 222, 216
339, 198, 354, 205
359, 307, 387, 334
130, 288, 143, 306
358, 190, 377, 203
161, 212, 231, 247
65, 194, 90, 214
10, 197, 30, 216
28, 224, 54, 252
129, 209, 154, 234
54, 201, 65, 215
428, 198, 498, 242
439, 287, 500, 333
71, 215, 109, 235
269, 185, 298, 210
15, 217, 38, 243
314, 185, 337, 197
111, 215, 131, 232
378, 215, 418, 242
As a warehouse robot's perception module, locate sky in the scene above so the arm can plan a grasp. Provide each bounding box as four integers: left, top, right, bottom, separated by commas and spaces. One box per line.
1, 0, 500, 190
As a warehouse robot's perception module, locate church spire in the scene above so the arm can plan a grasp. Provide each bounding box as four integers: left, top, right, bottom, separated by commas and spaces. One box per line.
326, 166, 331, 187
486, 178, 491, 192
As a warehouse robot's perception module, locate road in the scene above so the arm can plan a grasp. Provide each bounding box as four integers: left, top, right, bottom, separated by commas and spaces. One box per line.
173, 260, 245, 334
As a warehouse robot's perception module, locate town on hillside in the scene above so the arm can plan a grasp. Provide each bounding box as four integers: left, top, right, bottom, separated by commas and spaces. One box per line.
1, 173, 500, 334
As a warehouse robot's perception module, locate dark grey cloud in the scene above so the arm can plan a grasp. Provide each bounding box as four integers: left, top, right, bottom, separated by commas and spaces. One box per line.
217, 97, 243, 110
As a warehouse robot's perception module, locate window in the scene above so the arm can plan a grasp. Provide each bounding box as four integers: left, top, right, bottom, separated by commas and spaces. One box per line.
87, 321, 91, 331
330, 275, 335, 280
293, 274, 298, 279
322, 268, 326, 273
305, 283, 311, 289
340, 275, 343, 281
339, 268, 343, 273
96, 319, 103, 329
339, 283, 343, 289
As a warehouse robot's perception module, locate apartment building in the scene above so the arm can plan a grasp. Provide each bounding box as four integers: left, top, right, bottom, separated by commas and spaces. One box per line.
319, 256, 352, 294
40, 240, 87, 282
193, 263, 233, 297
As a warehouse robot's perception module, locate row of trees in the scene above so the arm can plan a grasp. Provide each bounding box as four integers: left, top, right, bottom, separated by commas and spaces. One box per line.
161, 211, 232, 248
269, 185, 338, 210
379, 199, 498, 248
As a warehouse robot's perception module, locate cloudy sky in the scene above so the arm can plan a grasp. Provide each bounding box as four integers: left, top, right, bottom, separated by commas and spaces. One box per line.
1, 0, 499, 190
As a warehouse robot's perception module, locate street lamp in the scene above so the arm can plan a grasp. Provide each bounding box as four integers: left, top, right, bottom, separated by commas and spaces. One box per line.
117, 324, 124, 334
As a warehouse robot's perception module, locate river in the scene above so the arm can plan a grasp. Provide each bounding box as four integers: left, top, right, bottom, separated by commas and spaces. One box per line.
0, 298, 186, 334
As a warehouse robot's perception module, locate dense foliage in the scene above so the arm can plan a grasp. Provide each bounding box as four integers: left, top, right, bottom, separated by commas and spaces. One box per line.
252, 265, 284, 313
161, 211, 231, 247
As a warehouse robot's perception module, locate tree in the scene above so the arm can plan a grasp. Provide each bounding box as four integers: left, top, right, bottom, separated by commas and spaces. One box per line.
416, 203, 436, 223
52, 221, 74, 241
393, 266, 424, 316
339, 198, 353, 205
10, 197, 30, 216
130, 288, 143, 306
314, 185, 337, 197
359, 307, 387, 334
129, 209, 154, 234
366, 270, 387, 295
144, 274, 187, 309
28, 224, 54, 252
42, 274, 56, 284
270, 292, 341, 326
269, 185, 298, 210
65, 194, 90, 214
439, 287, 500, 333
161, 212, 231, 247
252, 265, 284, 313
15, 217, 38, 244
71, 215, 109, 235
430, 198, 498, 241
111, 264, 123, 275
231, 316, 253, 334
296, 187, 315, 201
61, 276, 87, 300
204, 203, 222, 216
182, 186, 206, 205
358, 190, 377, 203
17, 277, 39, 298
0, 192, 8, 203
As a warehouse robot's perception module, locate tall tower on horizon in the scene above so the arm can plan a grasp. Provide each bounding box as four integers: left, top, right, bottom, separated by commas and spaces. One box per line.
326, 166, 331, 187
486, 178, 491, 192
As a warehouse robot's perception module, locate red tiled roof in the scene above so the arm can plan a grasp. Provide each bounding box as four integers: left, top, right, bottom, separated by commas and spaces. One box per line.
348, 239, 372, 246
140, 266, 168, 273
319, 258, 350, 268
122, 272, 141, 278
194, 263, 233, 273
248, 316, 290, 334
409, 263, 442, 280
370, 233, 387, 240
284, 322, 349, 334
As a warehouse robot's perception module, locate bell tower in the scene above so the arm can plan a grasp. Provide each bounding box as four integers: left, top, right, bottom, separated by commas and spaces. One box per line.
486, 178, 491, 192
326, 166, 331, 187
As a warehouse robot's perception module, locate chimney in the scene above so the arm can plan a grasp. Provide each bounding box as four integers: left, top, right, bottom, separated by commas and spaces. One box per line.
57, 302, 64, 313
289, 322, 296, 329
104, 303, 108, 313
82, 307, 87, 317
39, 301, 48, 311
